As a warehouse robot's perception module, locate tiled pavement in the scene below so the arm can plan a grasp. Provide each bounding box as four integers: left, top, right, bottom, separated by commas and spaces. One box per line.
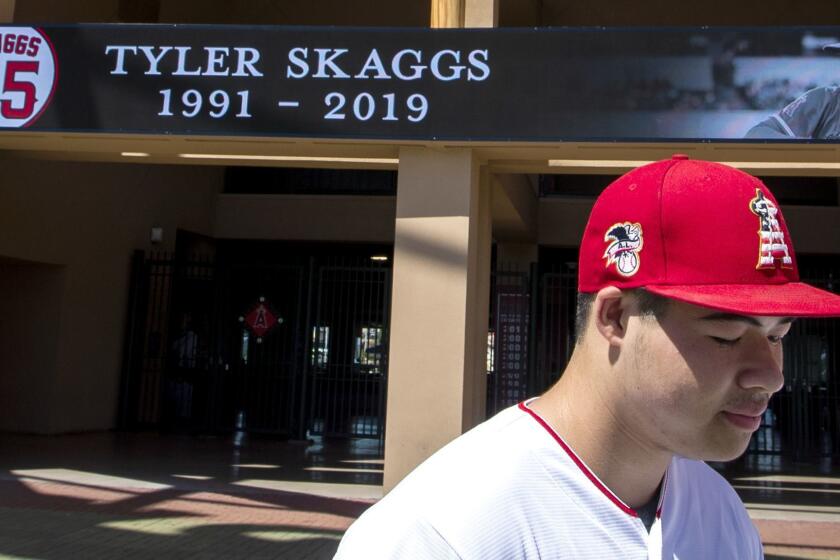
0, 432, 838, 559
0, 479, 365, 559
0, 432, 382, 559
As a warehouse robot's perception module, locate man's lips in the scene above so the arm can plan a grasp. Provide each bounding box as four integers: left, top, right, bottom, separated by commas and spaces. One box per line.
722, 406, 766, 431
725, 404, 768, 418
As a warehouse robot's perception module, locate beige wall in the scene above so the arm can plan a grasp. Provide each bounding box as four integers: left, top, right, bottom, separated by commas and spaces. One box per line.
497, 243, 538, 268
0, 259, 64, 432
492, 173, 537, 242
215, 194, 396, 242
0, 159, 221, 432
538, 198, 594, 247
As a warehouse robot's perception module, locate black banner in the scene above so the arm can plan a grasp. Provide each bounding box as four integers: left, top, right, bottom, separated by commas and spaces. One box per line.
1, 24, 839, 141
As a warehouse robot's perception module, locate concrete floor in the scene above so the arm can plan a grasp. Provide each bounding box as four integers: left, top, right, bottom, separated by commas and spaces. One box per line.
0, 431, 837, 559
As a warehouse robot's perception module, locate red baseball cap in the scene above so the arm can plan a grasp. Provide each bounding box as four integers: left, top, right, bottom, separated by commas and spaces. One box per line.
578, 155, 840, 317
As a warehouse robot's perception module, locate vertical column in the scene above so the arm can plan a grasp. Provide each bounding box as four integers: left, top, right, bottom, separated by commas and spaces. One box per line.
431, 0, 498, 28
383, 147, 492, 491
465, 0, 498, 27
0, 0, 15, 22
470, 166, 492, 428
430, 0, 464, 28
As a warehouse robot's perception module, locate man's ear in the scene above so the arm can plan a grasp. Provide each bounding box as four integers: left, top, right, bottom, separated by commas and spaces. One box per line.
593, 286, 628, 346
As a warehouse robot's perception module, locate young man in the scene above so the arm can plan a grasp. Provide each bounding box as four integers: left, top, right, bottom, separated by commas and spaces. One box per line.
335, 155, 840, 559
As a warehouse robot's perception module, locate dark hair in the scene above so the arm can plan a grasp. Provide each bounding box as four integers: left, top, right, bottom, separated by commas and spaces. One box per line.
573, 289, 669, 344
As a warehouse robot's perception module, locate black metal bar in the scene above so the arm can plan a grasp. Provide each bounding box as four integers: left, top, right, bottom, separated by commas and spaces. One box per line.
116, 250, 146, 429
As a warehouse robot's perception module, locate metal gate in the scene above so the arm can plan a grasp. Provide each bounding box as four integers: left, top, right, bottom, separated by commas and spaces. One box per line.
534, 263, 577, 397
486, 261, 577, 417
486, 267, 532, 416
118, 248, 391, 443
305, 259, 391, 439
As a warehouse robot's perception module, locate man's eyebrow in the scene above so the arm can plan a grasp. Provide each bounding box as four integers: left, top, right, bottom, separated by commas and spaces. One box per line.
699, 313, 796, 327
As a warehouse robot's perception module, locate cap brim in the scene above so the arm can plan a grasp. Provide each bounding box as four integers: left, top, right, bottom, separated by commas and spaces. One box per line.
644, 282, 840, 317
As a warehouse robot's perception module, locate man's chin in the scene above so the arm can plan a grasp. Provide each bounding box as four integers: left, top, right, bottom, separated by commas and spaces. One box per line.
697, 437, 752, 463
702, 448, 747, 463
678, 432, 752, 462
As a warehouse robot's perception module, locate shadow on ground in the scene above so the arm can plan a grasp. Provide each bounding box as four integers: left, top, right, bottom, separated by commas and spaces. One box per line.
0, 431, 382, 559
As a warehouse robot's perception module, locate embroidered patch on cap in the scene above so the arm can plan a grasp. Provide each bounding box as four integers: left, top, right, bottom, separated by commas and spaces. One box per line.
749, 189, 793, 270
603, 222, 643, 277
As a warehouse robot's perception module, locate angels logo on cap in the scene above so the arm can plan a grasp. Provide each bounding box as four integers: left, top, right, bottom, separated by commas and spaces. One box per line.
749, 189, 793, 270
603, 222, 643, 277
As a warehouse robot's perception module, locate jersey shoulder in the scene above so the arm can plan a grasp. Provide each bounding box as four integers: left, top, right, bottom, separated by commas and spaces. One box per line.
669, 457, 749, 515
336, 405, 551, 559
665, 458, 763, 559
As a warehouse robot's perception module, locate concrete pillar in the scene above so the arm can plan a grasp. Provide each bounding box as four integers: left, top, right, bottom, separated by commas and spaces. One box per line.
0, 0, 15, 22
465, 0, 498, 27
431, 0, 464, 27
383, 147, 492, 491
432, 0, 497, 28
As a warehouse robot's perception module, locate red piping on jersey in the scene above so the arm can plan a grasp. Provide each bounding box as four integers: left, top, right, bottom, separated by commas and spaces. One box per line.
518, 400, 638, 517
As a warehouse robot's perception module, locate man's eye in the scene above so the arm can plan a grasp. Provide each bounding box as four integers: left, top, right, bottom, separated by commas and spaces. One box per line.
710, 336, 740, 347
768, 334, 785, 344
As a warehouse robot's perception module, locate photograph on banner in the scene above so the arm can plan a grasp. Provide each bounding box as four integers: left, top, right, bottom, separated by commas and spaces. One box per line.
573, 28, 840, 140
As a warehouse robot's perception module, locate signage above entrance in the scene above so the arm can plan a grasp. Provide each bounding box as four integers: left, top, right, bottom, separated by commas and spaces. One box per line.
2, 24, 840, 141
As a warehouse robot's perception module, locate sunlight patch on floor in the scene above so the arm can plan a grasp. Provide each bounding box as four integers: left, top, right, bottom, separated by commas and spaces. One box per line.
735, 475, 840, 485
733, 485, 840, 495
304, 466, 383, 474
245, 529, 342, 543
171, 474, 214, 480
233, 479, 382, 500
340, 459, 385, 465
12, 469, 171, 490
98, 517, 206, 536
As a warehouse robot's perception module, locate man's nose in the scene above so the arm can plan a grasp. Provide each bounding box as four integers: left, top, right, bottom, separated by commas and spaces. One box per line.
737, 337, 785, 395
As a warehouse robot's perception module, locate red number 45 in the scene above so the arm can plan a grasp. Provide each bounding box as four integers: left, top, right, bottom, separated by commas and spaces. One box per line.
1, 60, 38, 119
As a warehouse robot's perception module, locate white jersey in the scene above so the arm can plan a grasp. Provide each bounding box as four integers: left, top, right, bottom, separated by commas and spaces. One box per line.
335, 400, 763, 560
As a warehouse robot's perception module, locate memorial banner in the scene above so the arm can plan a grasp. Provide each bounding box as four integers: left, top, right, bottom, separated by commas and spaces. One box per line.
1, 24, 838, 141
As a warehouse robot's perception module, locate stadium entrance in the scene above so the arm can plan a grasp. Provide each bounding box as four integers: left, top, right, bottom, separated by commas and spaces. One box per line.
118, 238, 392, 445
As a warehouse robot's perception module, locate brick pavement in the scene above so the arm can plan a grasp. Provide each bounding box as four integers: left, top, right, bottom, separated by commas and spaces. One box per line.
0, 477, 374, 560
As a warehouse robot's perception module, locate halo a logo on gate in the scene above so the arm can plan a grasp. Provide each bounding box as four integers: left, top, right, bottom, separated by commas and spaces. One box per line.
0, 27, 57, 128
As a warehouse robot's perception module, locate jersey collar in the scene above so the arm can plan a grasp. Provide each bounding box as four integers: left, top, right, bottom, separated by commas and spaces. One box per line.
519, 399, 669, 519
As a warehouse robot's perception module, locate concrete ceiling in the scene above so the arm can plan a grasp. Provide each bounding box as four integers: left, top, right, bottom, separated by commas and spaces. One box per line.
2, 131, 839, 177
